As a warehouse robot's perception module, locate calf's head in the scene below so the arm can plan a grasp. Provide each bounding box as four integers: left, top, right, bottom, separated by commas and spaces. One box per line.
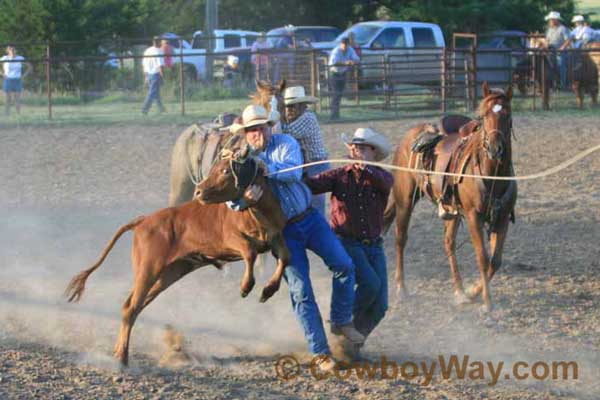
194, 145, 260, 204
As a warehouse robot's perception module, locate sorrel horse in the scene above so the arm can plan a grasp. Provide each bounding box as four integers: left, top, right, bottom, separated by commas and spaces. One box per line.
384, 82, 517, 311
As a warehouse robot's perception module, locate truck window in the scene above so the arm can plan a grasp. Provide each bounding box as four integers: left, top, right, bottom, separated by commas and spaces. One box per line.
247, 35, 259, 46
192, 35, 208, 50
224, 35, 241, 49
373, 28, 406, 49
412, 28, 436, 47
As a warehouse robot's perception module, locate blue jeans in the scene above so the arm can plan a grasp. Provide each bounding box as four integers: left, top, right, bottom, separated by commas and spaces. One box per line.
283, 208, 355, 355
557, 51, 567, 89
142, 73, 164, 113
339, 236, 388, 337
305, 162, 331, 215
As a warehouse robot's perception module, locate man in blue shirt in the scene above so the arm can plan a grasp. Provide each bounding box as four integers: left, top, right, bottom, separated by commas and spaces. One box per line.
328, 37, 360, 120
229, 104, 364, 370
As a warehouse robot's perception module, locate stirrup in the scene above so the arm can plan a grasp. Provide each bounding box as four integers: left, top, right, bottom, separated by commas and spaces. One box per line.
438, 202, 458, 220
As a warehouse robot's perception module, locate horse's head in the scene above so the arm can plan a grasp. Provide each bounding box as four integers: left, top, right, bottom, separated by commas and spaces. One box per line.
253, 79, 286, 122
477, 82, 513, 161
194, 144, 261, 204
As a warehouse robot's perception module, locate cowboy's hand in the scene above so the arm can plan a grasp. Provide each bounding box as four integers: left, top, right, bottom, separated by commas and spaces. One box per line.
243, 184, 263, 204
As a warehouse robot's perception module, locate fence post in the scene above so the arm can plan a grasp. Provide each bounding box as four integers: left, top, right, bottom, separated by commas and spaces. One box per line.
179, 39, 185, 116
354, 66, 359, 105
531, 52, 536, 111
469, 45, 477, 111
441, 47, 447, 113
541, 50, 549, 110
310, 50, 317, 97
464, 55, 470, 111
382, 55, 390, 109
46, 44, 52, 120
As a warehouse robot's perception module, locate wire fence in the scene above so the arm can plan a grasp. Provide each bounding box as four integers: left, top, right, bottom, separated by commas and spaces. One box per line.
1, 39, 599, 121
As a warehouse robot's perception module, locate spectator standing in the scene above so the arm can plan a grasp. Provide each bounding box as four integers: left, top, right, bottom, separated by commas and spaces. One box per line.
545, 11, 570, 89
141, 37, 166, 115
328, 37, 360, 120
1, 45, 32, 115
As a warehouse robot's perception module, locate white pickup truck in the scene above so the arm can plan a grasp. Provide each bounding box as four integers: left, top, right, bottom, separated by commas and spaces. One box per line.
163, 30, 258, 80
312, 21, 446, 85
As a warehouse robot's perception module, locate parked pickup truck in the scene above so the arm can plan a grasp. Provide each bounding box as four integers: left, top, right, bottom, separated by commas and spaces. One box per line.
312, 21, 445, 85
162, 30, 258, 80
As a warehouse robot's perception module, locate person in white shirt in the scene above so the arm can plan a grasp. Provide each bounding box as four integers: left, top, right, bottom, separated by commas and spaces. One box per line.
141, 37, 166, 115
1, 45, 32, 115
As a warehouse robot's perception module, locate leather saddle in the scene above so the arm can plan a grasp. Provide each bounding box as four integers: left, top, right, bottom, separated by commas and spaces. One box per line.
415, 115, 479, 202
195, 113, 239, 181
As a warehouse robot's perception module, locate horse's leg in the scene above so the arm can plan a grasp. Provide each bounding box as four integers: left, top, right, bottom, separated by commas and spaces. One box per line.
464, 211, 493, 312
444, 218, 469, 304
113, 261, 160, 366
573, 81, 583, 109
394, 182, 416, 302
468, 216, 510, 297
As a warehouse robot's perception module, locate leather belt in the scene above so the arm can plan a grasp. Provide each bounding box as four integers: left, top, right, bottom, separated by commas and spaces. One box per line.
286, 207, 314, 226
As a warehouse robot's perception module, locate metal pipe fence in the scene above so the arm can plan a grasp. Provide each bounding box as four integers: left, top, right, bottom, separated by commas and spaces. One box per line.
1, 42, 598, 120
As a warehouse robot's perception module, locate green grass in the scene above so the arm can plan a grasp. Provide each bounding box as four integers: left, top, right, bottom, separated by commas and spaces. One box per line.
0, 88, 597, 128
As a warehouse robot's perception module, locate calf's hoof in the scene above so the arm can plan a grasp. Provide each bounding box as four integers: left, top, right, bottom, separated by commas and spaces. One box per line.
240, 278, 256, 298
259, 282, 279, 303
466, 284, 482, 301
479, 302, 494, 314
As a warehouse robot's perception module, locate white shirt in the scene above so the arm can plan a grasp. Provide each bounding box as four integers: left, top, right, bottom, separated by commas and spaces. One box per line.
142, 46, 164, 75
1, 55, 25, 79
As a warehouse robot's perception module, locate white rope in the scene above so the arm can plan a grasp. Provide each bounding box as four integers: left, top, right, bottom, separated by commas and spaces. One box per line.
266, 143, 600, 181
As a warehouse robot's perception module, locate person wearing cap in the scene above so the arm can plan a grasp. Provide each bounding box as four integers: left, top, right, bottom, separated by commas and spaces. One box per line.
141, 37, 166, 115
281, 86, 330, 214
305, 128, 393, 352
328, 37, 360, 120
1, 45, 32, 115
565, 15, 594, 49
545, 11, 570, 89
251, 32, 270, 81
228, 104, 365, 371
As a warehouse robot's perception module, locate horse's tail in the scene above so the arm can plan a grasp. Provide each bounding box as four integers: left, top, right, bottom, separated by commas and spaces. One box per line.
383, 191, 397, 235
64, 216, 145, 303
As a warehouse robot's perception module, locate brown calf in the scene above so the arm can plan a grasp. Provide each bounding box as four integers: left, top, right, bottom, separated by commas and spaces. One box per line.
65, 146, 290, 366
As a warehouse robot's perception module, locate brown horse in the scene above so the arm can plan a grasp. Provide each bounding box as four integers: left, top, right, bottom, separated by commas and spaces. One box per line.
384, 82, 517, 311
168, 79, 286, 206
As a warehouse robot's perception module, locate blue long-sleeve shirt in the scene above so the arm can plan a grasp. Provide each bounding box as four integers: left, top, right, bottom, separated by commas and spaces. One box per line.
228, 134, 312, 220
328, 45, 360, 74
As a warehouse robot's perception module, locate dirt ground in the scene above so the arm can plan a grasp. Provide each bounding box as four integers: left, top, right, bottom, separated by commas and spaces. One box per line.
0, 114, 598, 400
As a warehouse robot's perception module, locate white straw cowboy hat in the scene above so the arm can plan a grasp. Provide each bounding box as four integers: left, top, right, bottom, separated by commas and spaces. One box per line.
341, 128, 391, 161
230, 105, 277, 134
572, 15, 585, 23
283, 86, 318, 105
544, 11, 562, 21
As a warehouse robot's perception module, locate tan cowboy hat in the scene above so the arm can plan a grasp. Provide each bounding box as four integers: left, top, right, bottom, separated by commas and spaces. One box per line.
544, 11, 562, 21
572, 15, 585, 23
230, 105, 277, 134
283, 86, 318, 105
341, 128, 391, 161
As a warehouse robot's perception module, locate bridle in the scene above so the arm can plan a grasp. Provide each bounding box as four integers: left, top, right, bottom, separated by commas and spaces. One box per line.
477, 99, 512, 161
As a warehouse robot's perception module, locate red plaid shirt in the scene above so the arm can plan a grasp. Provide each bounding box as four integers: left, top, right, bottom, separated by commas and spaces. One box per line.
306, 165, 393, 240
